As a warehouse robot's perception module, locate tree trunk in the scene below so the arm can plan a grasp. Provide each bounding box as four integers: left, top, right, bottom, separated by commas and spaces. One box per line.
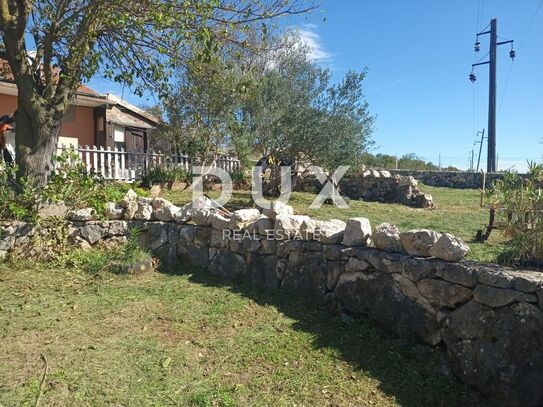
15, 99, 62, 187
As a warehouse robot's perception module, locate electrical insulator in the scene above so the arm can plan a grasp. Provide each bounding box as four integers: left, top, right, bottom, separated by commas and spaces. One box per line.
474, 41, 481, 52
469, 73, 477, 83
510, 49, 516, 61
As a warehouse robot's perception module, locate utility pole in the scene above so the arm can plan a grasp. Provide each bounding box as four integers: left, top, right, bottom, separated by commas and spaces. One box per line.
470, 149, 475, 171
469, 18, 515, 173
487, 18, 497, 173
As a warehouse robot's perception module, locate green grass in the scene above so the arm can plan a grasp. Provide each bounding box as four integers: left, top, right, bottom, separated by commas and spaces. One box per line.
0, 261, 489, 406
161, 185, 506, 263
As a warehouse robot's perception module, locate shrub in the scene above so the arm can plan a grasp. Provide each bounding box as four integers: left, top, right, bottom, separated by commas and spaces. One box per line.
57, 228, 155, 274
144, 165, 192, 184
0, 150, 148, 221
486, 162, 543, 266
229, 168, 251, 188
0, 163, 40, 220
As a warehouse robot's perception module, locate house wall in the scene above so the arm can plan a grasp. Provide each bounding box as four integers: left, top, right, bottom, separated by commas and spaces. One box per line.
60, 105, 95, 147
0, 93, 17, 116
0, 94, 95, 147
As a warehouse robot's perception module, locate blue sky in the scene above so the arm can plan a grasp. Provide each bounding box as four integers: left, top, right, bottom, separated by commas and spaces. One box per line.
87, 0, 543, 171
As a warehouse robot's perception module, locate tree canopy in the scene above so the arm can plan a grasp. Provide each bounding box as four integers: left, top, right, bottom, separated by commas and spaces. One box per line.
164, 33, 375, 171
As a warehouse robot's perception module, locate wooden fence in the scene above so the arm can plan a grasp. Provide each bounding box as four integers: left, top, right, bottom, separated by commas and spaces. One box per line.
57, 145, 240, 182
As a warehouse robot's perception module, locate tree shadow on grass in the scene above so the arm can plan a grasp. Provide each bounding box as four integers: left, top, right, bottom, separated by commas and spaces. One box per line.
163, 265, 491, 407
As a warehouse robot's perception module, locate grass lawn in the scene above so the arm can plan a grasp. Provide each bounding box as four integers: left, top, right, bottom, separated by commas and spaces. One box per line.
0, 261, 490, 406
161, 184, 506, 263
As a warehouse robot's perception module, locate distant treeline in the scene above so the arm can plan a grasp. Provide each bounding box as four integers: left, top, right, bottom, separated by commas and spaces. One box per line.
361, 153, 460, 171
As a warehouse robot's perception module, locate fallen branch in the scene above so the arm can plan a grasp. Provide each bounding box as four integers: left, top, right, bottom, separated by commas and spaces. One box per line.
35, 354, 49, 407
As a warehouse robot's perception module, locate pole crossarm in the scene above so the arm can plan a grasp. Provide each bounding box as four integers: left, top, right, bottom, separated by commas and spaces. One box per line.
497, 40, 514, 46
472, 61, 490, 67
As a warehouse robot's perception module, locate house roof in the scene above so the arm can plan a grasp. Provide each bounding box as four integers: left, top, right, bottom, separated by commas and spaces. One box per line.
105, 94, 160, 125
0, 79, 160, 125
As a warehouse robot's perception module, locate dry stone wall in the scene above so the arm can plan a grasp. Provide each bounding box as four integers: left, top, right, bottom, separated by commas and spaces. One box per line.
294, 170, 434, 208
1, 193, 542, 406
388, 170, 527, 190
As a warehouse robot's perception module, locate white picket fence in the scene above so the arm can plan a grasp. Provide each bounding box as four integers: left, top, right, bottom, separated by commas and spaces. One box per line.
57, 145, 240, 182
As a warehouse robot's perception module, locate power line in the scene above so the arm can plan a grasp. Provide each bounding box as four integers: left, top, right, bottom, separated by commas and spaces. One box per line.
518, 0, 543, 51
497, 0, 542, 114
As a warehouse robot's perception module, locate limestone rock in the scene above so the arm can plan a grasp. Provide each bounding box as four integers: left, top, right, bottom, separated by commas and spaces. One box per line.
274, 214, 311, 239
172, 203, 192, 223
70, 208, 97, 221
208, 250, 245, 279
300, 219, 346, 244
262, 201, 294, 220
473, 284, 521, 307
246, 215, 274, 237
192, 209, 212, 226
345, 257, 370, 273
417, 278, 473, 308
429, 233, 469, 261
120, 188, 138, 208
403, 257, 435, 281
123, 200, 138, 220
137, 197, 153, 205
281, 251, 328, 297
372, 223, 403, 252
434, 262, 478, 287
38, 201, 69, 219
105, 202, 124, 220
229, 208, 261, 230
80, 224, 106, 244
379, 170, 392, 178
415, 193, 434, 209
154, 204, 181, 222
342, 217, 372, 247
210, 212, 231, 230
334, 271, 441, 345
323, 244, 349, 261
259, 239, 277, 255
400, 229, 441, 256
478, 269, 515, 289
134, 204, 154, 221
442, 300, 543, 405
152, 197, 172, 210
326, 260, 344, 290
107, 221, 128, 236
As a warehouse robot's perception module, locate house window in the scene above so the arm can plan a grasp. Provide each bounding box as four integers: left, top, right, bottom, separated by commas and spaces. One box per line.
114, 125, 125, 150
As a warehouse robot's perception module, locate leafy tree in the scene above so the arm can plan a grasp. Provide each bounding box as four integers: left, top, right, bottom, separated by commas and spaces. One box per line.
241, 37, 375, 172
360, 152, 460, 171
0, 0, 313, 185
164, 44, 257, 164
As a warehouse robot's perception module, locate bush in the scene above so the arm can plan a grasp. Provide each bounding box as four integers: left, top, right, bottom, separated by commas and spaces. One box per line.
144, 165, 192, 184
0, 150, 148, 221
56, 228, 155, 274
486, 162, 543, 266
229, 168, 251, 188
0, 163, 40, 220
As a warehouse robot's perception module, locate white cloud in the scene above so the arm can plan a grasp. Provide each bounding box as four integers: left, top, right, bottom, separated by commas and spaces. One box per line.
297, 28, 332, 63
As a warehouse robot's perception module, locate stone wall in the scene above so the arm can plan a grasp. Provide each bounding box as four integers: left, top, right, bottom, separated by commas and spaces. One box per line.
388, 170, 524, 190
1, 195, 542, 405
294, 170, 434, 208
